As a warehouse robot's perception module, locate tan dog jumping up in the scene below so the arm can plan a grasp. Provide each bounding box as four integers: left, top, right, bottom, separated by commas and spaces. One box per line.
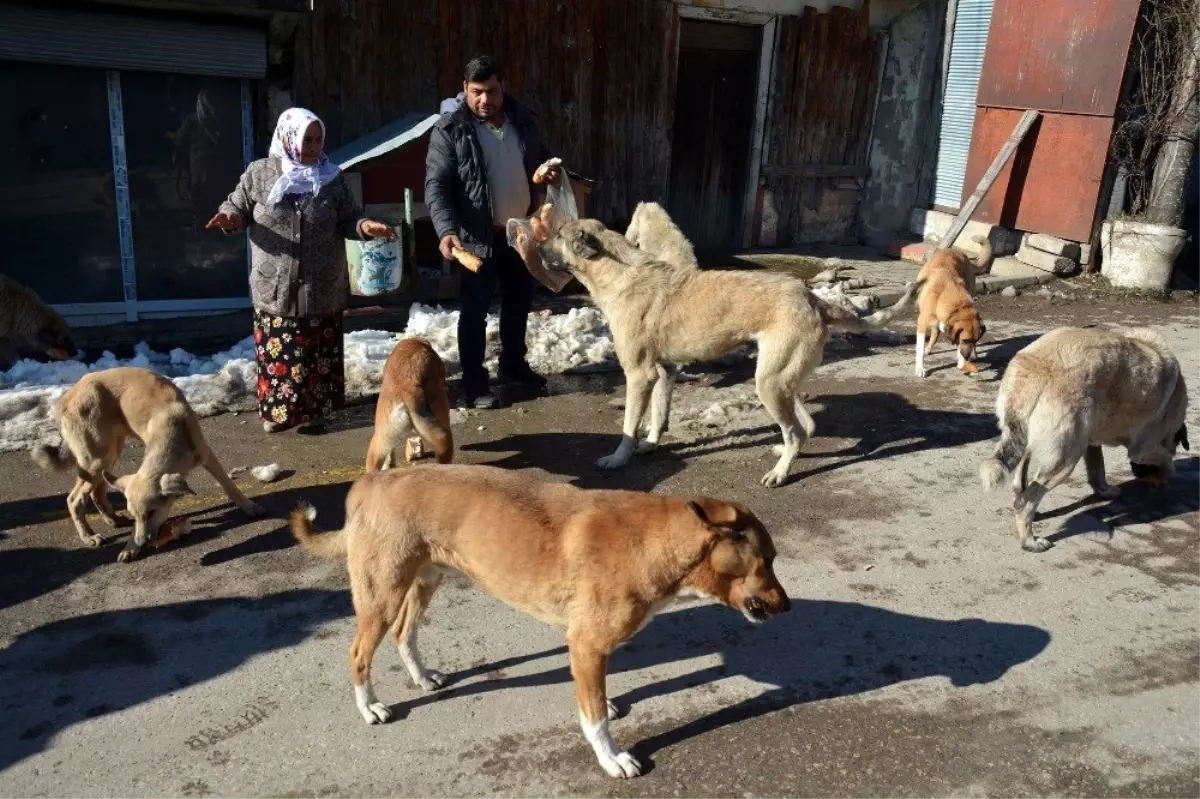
290, 464, 790, 779
914, 239, 994, 377
33, 366, 264, 562
365, 337, 453, 470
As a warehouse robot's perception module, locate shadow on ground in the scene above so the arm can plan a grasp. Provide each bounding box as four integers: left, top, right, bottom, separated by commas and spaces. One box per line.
390, 599, 1051, 773
0, 479, 354, 611
0, 588, 351, 772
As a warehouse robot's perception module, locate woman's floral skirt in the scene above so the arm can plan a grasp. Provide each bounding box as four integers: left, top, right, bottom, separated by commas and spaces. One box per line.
253, 310, 345, 430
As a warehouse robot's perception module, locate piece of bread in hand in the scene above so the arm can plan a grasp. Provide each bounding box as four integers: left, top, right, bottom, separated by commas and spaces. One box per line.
529, 203, 554, 242
452, 247, 483, 272
533, 157, 563, 185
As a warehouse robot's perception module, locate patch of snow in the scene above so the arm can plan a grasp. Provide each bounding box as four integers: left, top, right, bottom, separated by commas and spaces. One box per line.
0, 304, 615, 454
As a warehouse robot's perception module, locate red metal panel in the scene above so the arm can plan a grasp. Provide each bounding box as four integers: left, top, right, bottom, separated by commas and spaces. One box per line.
976, 0, 1139, 116
963, 107, 1114, 241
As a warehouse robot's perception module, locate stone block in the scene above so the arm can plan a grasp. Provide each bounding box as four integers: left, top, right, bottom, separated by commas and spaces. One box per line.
1016, 243, 1079, 276
1026, 232, 1082, 260
886, 240, 934, 263
907, 207, 1021, 256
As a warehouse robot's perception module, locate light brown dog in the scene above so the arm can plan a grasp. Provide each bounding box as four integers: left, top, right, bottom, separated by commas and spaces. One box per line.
32, 366, 263, 561
289, 464, 790, 779
624, 201, 698, 267
914, 239, 993, 377
537, 217, 922, 487
365, 338, 453, 471
981, 327, 1189, 552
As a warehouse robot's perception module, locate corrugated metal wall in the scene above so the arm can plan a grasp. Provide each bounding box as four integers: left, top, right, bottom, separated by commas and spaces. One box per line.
292, 0, 678, 226
931, 0, 993, 209
0, 4, 267, 78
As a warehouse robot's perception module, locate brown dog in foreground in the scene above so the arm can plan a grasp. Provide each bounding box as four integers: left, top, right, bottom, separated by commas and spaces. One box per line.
32, 366, 263, 561
365, 338, 453, 470
914, 239, 993, 377
290, 464, 790, 778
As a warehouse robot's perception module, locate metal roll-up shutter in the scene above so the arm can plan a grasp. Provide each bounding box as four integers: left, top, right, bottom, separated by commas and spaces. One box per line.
932, 0, 995, 209
0, 4, 266, 78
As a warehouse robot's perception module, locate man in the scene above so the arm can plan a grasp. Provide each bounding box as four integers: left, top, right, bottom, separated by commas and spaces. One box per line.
425, 55, 560, 409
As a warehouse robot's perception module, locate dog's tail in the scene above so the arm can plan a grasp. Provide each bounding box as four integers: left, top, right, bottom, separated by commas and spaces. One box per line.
407, 396, 455, 464
970, 236, 995, 274
818, 278, 926, 334
980, 399, 1031, 493
289, 501, 349, 559
32, 440, 74, 473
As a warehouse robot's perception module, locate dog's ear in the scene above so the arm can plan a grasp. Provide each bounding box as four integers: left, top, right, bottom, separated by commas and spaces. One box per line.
569, 229, 602, 259
1177, 423, 1190, 452
159, 473, 195, 497
686, 498, 748, 540
978, 322, 987, 341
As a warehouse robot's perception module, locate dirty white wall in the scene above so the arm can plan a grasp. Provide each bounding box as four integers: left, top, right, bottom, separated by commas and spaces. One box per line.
858, 0, 946, 247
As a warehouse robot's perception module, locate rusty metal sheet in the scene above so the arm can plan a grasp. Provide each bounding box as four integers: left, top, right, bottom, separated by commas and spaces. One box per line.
963, 107, 1114, 241
976, 0, 1139, 117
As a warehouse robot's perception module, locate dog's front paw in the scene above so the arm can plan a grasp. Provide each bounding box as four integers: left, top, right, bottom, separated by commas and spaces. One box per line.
596, 453, 630, 470
414, 670, 447, 692
760, 470, 787, 488
81, 533, 105, 548
914, 365, 928, 378
359, 701, 392, 724
634, 440, 658, 455
1022, 536, 1053, 553
598, 751, 643, 779
117, 545, 140, 563
242, 501, 266, 518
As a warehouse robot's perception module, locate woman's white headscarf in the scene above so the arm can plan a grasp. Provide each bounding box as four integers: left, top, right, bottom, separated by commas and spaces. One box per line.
266, 107, 341, 205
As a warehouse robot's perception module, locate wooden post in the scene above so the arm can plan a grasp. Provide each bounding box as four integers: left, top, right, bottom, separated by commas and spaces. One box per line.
937, 108, 1040, 250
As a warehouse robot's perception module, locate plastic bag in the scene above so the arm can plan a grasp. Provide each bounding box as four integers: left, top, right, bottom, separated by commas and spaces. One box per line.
353, 235, 403, 295
507, 163, 578, 293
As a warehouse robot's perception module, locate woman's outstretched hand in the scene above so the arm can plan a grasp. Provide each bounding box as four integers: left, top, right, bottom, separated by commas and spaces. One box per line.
360, 220, 396, 240
205, 211, 244, 233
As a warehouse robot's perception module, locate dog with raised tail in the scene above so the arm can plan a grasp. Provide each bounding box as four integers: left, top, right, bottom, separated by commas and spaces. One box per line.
365, 337, 453, 470
980, 326, 1189, 552
289, 463, 789, 779
537, 217, 923, 488
914, 238, 994, 377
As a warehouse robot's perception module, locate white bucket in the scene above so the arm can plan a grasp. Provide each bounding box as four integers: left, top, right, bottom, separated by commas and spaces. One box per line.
1100, 219, 1186, 292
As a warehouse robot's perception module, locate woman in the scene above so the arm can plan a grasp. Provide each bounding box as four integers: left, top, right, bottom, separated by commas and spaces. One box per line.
207, 108, 393, 433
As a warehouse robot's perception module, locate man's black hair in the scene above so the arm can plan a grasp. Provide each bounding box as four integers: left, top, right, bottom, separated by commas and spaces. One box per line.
464, 54, 501, 83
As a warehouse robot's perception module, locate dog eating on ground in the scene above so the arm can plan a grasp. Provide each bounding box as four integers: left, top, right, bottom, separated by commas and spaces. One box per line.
537, 217, 922, 487
914, 239, 993, 377
290, 463, 789, 779
32, 366, 264, 561
365, 337, 453, 470
0, 274, 75, 369
980, 327, 1189, 552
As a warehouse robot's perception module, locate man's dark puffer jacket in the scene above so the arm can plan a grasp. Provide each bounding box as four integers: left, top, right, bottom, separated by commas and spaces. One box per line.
424, 95, 550, 259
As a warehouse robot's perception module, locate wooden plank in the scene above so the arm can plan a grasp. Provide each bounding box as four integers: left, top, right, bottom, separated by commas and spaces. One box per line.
937, 108, 1039, 250
763, 164, 871, 179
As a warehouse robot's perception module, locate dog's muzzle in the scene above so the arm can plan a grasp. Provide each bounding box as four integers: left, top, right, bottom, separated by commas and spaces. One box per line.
744, 593, 790, 622
537, 244, 569, 271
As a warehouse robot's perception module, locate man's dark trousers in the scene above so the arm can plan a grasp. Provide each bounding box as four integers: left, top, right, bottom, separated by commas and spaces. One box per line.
457, 240, 533, 397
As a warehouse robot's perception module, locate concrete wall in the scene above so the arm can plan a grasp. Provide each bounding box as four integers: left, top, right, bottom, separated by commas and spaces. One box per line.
857, 0, 945, 247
